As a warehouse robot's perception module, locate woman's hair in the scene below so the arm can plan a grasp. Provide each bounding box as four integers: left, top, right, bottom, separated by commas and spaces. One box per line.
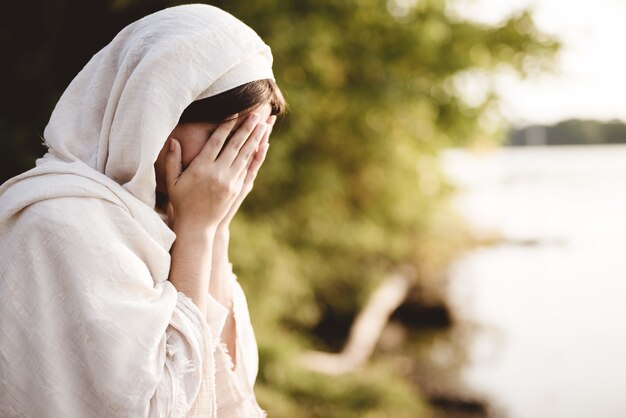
178, 79, 286, 124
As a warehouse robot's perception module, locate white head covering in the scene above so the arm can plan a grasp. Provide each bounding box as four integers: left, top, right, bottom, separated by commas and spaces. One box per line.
0, 5, 273, 417
43, 3, 274, 207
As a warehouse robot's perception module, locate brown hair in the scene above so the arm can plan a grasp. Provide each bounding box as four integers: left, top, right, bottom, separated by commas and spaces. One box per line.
178, 79, 286, 124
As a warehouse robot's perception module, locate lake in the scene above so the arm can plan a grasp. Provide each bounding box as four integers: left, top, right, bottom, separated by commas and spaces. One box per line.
439, 145, 626, 418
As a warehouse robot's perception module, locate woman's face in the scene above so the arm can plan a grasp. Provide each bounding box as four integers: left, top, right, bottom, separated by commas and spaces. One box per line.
154, 103, 272, 193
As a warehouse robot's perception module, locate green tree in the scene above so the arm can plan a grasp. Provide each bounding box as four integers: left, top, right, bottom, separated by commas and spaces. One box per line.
203, 1, 557, 415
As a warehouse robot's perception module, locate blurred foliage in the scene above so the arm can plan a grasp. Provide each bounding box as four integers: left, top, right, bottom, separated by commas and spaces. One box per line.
508, 119, 626, 146
1, 0, 557, 416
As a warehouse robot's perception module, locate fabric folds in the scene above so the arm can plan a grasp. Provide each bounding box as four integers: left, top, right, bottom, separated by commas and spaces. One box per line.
0, 4, 272, 417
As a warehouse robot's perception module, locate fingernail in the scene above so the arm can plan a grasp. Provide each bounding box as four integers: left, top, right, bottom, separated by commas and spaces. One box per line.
169, 138, 176, 151
250, 113, 260, 122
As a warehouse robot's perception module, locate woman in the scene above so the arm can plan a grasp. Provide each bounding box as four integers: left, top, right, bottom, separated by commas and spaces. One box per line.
0, 4, 284, 417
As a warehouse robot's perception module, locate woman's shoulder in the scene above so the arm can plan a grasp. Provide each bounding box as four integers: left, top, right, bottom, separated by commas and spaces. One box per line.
26, 193, 125, 217
0, 165, 174, 252
12, 195, 134, 240
0, 168, 131, 223
5, 195, 170, 279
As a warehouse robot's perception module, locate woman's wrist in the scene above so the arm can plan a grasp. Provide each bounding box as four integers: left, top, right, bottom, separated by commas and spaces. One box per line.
214, 223, 230, 244
168, 222, 217, 316
172, 218, 219, 239
209, 224, 234, 309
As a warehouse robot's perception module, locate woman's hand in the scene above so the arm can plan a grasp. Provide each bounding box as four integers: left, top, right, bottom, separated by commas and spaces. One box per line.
164, 113, 268, 233
217, 114, 276, 230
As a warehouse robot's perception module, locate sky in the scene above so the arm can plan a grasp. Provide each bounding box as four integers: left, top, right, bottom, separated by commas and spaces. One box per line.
449, 0, 626, 126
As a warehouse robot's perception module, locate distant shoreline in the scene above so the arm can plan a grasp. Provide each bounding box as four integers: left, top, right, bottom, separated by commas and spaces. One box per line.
507, 119, 626, 146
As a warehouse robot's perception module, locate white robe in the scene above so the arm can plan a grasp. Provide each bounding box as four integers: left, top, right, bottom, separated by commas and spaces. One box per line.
0, 4, 274, 417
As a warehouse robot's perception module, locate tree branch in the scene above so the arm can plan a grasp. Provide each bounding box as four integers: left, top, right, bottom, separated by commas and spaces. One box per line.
298, 266, 414, 374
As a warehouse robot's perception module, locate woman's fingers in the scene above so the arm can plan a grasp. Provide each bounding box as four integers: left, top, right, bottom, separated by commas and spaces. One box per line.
195, 114, 239, 163
225, 139, 269, 221
248, 114, 274, 172
204, 112, 274, 169
164, 138, 182, 191
231, 122, 268, 172
219, 112, 261, 162
244, 141, 270, 186
240, 114, 274, 187
265, 115, 277, 137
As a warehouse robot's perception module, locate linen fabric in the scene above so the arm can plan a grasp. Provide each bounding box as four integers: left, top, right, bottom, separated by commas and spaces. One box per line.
0, 4, 272, 417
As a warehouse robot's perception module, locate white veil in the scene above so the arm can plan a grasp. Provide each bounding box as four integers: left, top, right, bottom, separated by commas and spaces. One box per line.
0, 4, 274, 417
43, 3, 274, 207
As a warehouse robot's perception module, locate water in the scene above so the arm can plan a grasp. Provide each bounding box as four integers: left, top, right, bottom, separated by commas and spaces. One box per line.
440, 145, 626, 418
